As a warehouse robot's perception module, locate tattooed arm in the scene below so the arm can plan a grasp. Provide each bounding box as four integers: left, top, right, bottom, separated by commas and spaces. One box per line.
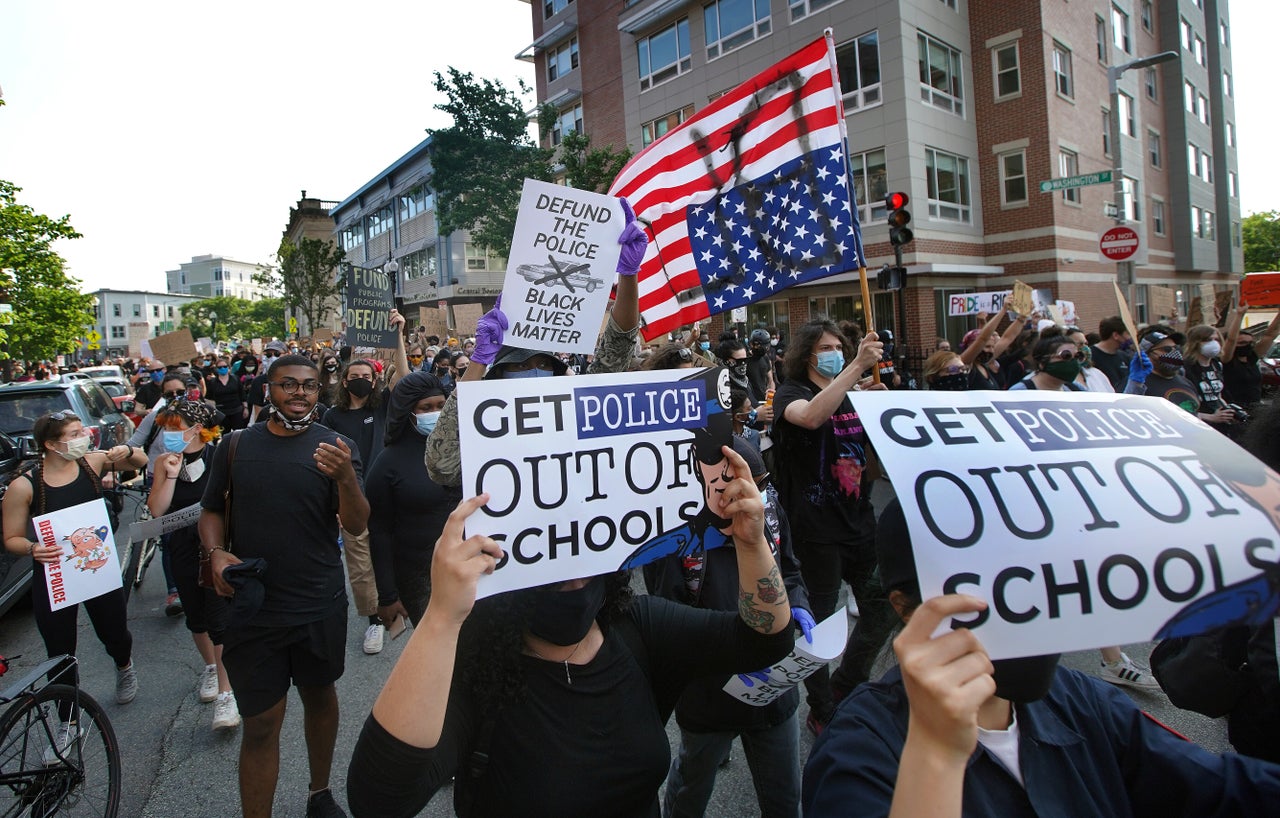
715, 445, 791, 635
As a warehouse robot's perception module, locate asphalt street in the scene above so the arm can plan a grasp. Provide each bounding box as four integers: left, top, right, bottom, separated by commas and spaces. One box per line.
0, 478, 1232, 817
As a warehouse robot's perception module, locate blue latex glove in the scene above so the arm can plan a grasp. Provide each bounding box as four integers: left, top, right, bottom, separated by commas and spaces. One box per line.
616, 198, 648, 277
1128, 349, 1152, 384
792, 607, 816, 644
471, 294, 508, 366
737, 669, 771, 688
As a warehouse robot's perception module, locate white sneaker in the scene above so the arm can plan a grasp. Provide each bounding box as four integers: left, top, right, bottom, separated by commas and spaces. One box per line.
212, 692, 241, 730
42, 721, 86, 765
115, 663, 138, 705
363, 623, 385, 655
1100, 652, 1162, 690
197, 665, 219, 703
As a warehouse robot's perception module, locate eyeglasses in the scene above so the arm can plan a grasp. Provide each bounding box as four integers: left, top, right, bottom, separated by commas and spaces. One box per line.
163, 390, 186, 400
48, 411, 77, 421
941, 364, 970, 376
1047, 349, 1085, 362
270, 379, 321, 395
407, 355, 424, 361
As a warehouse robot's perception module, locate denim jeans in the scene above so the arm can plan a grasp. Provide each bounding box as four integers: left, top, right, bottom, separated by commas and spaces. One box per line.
663, 712, 801, 818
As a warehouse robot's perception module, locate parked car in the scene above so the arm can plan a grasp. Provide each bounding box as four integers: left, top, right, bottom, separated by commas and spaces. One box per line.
0, 429, 35, 618
0, 378, 135, 452
79, 365, 128, 382
1261, 341, 1280, 400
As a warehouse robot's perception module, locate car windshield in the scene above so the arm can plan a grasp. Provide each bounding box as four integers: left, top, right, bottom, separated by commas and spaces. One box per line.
101, 383, 127, 397
0, 392, 74, 434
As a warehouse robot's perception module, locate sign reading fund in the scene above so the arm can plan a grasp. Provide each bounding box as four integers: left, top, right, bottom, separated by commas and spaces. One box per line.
501, 179, 623, 355
459, 367, 733, 597
345, 266, 397, 348
852, 391, 1280, 660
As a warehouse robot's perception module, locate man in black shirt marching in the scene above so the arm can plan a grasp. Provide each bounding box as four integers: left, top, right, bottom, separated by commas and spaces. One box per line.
199, 354, 369, 818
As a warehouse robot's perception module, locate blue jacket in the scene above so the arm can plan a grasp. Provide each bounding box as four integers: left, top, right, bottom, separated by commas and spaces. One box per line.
803, 665, 1280, 817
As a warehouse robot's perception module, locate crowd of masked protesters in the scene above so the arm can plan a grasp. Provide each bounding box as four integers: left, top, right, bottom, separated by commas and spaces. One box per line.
6, 208, 1280, 816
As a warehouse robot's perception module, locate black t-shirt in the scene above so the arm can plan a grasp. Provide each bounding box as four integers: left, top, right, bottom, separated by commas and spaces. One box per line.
1184, 359, 1229, 414
1142, 372, 1201, 415
1224, 348, 1262, 407
772, 376, 873, 542
204, 373, 243, 416
246, 373, 270, 408
321, 395, 389, 469
1090, 345, 1132, 392
164, 448, 213, 554
201, 422, 363, 627
745, 353, 771, 403
967, 362, 1003, 391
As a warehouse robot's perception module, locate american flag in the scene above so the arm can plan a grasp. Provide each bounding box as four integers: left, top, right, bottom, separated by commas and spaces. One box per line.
609, 33, 864, 341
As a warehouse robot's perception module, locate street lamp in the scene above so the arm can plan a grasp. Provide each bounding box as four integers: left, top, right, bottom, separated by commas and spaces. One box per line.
209, 310, 219, 345
1108, 50, 1179, 307
384, 256, 401, 300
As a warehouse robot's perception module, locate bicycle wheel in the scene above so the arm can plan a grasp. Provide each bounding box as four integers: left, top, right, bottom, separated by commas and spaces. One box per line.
134, 538, 159, 590
0, 683, 121, 818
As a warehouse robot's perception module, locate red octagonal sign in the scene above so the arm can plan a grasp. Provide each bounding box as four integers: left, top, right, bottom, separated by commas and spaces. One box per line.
1100, 226, 1139, 261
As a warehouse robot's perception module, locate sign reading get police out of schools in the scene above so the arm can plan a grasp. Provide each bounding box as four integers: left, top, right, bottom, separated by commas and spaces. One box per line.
852, 390, 1280, 660
500, 179, 623, 355
459, 367, 733, 597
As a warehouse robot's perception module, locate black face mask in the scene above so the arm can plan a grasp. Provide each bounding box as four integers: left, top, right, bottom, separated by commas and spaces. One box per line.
527, 578, 606, 646
977, 351, 994, 364
931, 373, 969, 391
323, 361, 339, 372
991, 654, 1061, 703
346, 379, 374, 398
750, 345, 765, 358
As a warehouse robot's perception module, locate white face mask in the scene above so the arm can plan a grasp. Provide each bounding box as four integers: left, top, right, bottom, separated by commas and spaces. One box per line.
1201, 340, 1222, 358
56, 435, 91, 461
179, 456, 206, 482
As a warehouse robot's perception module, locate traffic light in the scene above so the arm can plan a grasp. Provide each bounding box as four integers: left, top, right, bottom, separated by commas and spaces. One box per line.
876, 264, 906, 291
885, 192, 913, 247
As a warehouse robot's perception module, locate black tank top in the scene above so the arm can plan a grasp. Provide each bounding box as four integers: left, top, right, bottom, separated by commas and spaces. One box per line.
24, 461, 103, 541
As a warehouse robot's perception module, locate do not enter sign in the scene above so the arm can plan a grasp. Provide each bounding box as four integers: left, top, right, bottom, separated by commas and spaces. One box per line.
1100, 226, 1139, 261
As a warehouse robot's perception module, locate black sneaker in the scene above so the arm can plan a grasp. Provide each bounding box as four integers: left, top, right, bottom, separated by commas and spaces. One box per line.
306, 788, 347, 818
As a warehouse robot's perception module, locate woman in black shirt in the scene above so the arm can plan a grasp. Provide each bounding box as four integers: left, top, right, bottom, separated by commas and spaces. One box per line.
347, 447, 795, 818
203, 355, 247, 431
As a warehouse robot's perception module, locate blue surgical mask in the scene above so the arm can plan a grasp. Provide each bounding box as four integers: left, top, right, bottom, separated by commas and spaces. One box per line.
216, 366, 229, 376
813, 350, 845, 379
162, 430, 189, 453
699, 342, 711, 351
151, 371, 164, 383
414, 411, 440, 436
505, 368, 556, 379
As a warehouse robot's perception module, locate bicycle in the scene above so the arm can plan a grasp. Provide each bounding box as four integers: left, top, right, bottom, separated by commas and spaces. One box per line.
104, 479, 160, 598
0, 653, 121, 817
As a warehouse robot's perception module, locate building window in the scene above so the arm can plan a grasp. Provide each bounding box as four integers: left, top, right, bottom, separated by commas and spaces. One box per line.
918, 31, 964, 116
836, 31, 882, 110
1052, 43, 1073, 98
1141, 0, 1153, 32
1202, 210, 1216, 240
464, 243, 507, 272
1223, 72, 1233, 97
551, 103, 583, 146
704, 0, 771, 61
132, 304, 141, 317
1147, 130, 1161, 167
938, 0, 957, 8
168, 306, 174, 318
992, 42, 1020, 99
638, 18, 691, 91
367, 205, 394, 239
1181, 19, 1193, 51
1234, 221, 1243, 248
1229, 171, 1239, 198
151, 305, 159, 318
341, 225, 364, 252
1059, 149, 1081, 204
1200, 150, 1213, 183
1194, 35, 1207, 67
399, 186, 432, 222
1144, 67, 1157, 101
1227, 121, 1236, 147
788, 0, 842, 21
1000, 151, 1028, 205
849, 148, 888, 223
1121, 176, 1140, 221
1221, 19, 1230, 46
1096, 15, 1108, 61
1118, 92, 1136, 137
641, 105, 694, 147
925, 147, 971, 222
1197, 93, 1210, 125
1111, 6, 1131, 54
1152, 199, 1166, 235
547, 37, 579, 82
110, 326, 125, 340
1102, 108, 1111, 156
112, 304, 121, 317
544, 0, 571, 18
1184, 81, 1197, 115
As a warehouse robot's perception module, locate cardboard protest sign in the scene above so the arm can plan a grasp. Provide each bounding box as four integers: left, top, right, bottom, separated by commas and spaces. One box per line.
501, 179, 623, 355
418, 306, 448, 340
149, 329, 197, 366
852, 390, 1280, 660
458, 367, 734, 597
453, 303, 484, 337
250, 338, 263, 355
314, 328, 334, 346
1242, 273, 1280, 308
33, 499, 122, 611
126, 322, 149, 358
1150, 286, 1177, 321
1186, 295, 1204, 326
1056, 300, 1077, 325
1009, 281, 1034, 317
345, 266, 398, 348
722, 611, 847, 706
197, 337, 215, 354
1214, 288, 1234, 326
1045, 304, 1065, 327
1112, 282, 1139, 342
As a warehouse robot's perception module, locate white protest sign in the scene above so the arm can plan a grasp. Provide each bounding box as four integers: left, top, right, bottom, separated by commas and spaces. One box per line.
33, 498, 122, 611
458, 367, 733, 597
948, 290, 1011, 317
722, 611, 848, 706
501, 178, 623, 355
1056, 300, 1077, 324
851, 390, 1280, 660
128, 503, 202, 542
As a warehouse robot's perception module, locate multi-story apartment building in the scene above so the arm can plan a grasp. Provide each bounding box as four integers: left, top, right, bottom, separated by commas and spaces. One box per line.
522, 0, 1241, 350
166, 255, 275, 302
330, 136, 504, 327
90, 289, 204, 357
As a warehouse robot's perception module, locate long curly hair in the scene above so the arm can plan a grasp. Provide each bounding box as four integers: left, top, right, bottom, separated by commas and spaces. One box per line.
456, 572, 634, 711
781, 319, 848, 381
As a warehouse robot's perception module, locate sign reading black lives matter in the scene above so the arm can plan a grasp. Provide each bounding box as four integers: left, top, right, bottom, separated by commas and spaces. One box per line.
852, 391, 1280, 660
459, 367, 733, 597
345, 266, 398, 348
500, 178, 623, 355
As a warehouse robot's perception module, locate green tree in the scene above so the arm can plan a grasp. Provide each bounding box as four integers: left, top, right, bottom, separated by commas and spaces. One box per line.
179, 295, 287, 342
556, 128, 632, 195
255, 238, 345, 338
1243, 211, 1280, 273
244, 297, 286, 339
0, 180, 94, 365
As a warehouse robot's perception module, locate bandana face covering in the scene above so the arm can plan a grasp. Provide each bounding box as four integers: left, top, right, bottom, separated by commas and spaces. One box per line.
267, 402, 320, 432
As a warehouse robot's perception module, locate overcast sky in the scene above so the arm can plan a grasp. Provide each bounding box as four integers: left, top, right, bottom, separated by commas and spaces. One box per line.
1, 1, 1274, 294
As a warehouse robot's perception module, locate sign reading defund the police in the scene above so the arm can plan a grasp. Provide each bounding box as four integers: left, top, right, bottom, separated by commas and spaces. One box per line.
459, 367, 733, 598
852, 391, 1280, 660
345, 266, 398, 349
500, 179, 623, 355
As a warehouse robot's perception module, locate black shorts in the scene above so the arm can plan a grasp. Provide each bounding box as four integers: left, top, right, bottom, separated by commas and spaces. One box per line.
221, 603, 347, 717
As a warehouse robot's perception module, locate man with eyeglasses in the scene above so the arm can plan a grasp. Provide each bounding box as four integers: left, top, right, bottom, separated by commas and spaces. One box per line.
198, 352, 369, 818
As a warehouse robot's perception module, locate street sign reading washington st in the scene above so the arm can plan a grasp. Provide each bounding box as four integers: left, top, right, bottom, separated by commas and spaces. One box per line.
1039, 170, 1113, 193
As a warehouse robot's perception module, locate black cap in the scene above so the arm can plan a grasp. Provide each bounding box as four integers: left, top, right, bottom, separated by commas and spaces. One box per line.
875, 498, 918, 595
486, 346, 569, 378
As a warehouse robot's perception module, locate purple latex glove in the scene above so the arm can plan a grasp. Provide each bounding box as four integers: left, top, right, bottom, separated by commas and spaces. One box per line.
792, 607, 816, 644
471, 295, 508, 366
737, 669, 771, 688
616, 198, 648, 277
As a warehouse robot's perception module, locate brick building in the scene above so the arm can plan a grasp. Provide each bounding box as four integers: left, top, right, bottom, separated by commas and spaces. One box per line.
521, 0, 1241, 352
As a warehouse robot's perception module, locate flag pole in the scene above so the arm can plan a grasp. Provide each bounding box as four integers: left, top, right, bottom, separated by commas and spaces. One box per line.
858, 266, 881, 385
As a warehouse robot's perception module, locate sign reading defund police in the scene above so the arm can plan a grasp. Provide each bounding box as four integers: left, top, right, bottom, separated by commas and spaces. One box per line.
500, 179, 623, 355
853, 391, 1280, 660
459, 367, 733, 598
345, 266, 398, 349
